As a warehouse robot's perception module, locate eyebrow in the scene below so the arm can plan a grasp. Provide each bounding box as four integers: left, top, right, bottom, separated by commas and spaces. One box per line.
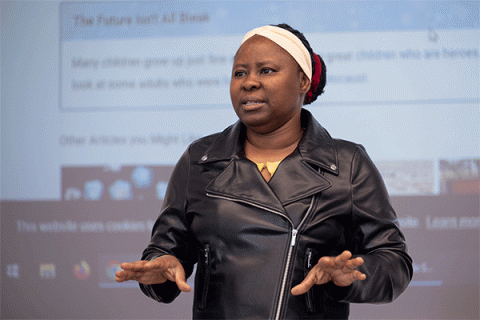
233, 60, 278, 68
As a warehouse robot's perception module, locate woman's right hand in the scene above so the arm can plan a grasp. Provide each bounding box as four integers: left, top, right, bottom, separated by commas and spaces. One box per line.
115, 255, 191, 292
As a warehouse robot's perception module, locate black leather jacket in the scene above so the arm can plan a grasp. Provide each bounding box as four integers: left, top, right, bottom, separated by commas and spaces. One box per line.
140, 109, 412, 319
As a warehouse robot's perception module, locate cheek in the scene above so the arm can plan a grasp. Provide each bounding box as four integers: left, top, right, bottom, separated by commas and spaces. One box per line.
229, 82, 242, 116
278, 77, 303, 104
267, 81, 294, 104
229, 80, 239, 102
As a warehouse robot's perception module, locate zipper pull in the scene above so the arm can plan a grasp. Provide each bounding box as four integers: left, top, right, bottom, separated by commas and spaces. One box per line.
204, 245, 210, 265
307, 250, 313, 268
291, 229, 298, 246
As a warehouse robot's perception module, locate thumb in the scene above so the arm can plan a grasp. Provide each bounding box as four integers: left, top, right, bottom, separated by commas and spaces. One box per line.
173, 266, 191, 292
291, 272, 315, 296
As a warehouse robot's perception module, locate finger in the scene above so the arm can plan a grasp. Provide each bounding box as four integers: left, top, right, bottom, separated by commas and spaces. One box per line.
346, 270, 366, 282
115, 274, 134, 283
117, 269, 143, 281
121, 261, 148, 272
173, 267, 191, 292
335, 270, 367, 287
145, 256, 173, 271
142, 260, 157, 271
344, 257, 364, 270
115, 270, 127, 282
340, 250, 352, 260
317, 256, 334, 269
115, 269, 143, 282
120, 262, 133, 270
291, 272, 316, 295
175, 277, 191, 292
333, 251, 352, 268
115, 269, 126, 278
353, 270, 367, 281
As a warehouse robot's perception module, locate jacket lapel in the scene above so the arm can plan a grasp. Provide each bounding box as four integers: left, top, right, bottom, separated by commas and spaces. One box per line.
268, 151, 332, 206
206, 157, 288, 214
201, 109, 339, 211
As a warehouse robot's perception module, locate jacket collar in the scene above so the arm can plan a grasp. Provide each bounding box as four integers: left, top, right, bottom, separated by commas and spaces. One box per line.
199, 109, 339, 175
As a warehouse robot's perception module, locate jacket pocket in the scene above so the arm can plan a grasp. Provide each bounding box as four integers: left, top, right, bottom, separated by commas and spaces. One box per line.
304, 248, 316, 313
196, 244, 211, 310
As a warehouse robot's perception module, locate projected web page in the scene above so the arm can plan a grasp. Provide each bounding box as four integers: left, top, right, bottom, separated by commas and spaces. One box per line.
60, 1, 478, 111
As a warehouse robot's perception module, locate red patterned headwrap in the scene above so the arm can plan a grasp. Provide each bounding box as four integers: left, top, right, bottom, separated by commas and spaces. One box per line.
306, 53, 322, 104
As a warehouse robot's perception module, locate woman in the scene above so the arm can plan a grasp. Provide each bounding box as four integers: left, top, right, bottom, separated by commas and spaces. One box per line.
116, 24, 413, 319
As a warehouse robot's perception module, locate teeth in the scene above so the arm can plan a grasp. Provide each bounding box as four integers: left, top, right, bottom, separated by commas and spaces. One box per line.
245, 101, 261, 105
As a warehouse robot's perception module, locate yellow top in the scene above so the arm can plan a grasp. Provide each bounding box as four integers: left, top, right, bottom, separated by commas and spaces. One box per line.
255, 161, 281, 176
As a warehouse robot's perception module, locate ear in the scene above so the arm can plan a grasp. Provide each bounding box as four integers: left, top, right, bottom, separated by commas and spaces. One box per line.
299, 72, 311, 94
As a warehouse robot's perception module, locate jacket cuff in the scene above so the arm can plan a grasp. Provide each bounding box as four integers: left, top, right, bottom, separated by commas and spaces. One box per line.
139, 254, 182, 303
140, 280, 181, 303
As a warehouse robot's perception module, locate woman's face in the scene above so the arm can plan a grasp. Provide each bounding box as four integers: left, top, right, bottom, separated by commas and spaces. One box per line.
230, 35, 310, 134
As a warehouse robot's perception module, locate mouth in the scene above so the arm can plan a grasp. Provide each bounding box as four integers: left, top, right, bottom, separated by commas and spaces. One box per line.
241, 99, 265, 110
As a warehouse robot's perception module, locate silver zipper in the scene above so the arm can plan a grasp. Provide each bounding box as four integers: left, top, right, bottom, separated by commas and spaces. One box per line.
204, 245, 210, 265
274, 197, 316, 320
274, 228, 297, 319
207, 192, 316, 320
307, 249, 313, 268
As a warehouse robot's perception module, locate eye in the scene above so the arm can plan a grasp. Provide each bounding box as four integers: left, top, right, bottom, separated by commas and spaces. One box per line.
260, 68, 274, 74
234, 70, 246, 77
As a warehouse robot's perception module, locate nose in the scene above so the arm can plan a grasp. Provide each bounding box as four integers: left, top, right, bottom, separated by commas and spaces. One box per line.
242, 73, 260, 91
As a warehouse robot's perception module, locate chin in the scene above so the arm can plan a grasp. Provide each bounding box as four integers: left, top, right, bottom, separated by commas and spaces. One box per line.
241, 119, 277, 135
237, 112, 268, 128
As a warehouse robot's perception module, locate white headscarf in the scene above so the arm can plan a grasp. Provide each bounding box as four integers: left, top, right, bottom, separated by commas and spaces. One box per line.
241, 25, 312, 80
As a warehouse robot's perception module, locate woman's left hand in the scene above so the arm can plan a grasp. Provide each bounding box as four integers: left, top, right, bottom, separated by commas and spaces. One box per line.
291, 250, 366, 295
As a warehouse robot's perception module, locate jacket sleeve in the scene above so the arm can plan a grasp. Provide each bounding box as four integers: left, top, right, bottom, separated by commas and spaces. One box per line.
139, 148, 197, 303
324, 145, 413, 303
